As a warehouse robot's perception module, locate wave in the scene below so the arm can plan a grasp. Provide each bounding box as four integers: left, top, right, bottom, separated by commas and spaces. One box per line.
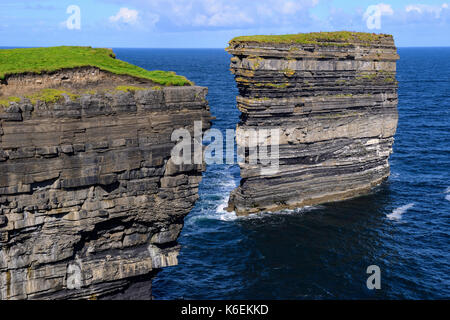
386, 203, 415, 221
215, 196, 239, 221
444, 187, 450, 201
195, 166, 321, 222
220, 179, 237, 190
390, 172, 400, 179
213, 200, 320, 222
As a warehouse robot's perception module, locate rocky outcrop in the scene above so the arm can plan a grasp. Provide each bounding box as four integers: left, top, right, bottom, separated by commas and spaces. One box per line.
0, 67, 156, 97
0, 83, 211, 299
226, 32, 399, 215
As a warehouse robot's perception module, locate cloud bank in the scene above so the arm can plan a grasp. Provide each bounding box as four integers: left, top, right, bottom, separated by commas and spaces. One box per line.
103, 0, 320, 30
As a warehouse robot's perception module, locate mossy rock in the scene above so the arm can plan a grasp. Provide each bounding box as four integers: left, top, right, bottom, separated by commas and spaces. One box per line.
0, 96, 21, 107
283, 68, 296, 77
114, 85, 149, 93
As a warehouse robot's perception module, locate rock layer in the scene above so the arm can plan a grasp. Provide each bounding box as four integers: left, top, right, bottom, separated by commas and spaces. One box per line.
0, 82, 211, 299
226, 33, 399, 215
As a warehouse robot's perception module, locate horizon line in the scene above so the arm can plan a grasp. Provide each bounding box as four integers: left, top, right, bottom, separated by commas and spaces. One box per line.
1, 45, 450, 50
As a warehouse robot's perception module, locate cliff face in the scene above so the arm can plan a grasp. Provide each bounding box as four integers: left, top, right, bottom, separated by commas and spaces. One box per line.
226, 32, 399, 215
0, 79, 211, 299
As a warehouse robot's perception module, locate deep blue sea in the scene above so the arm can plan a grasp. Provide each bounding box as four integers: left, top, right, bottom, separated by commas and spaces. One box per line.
114, 48, 450, 299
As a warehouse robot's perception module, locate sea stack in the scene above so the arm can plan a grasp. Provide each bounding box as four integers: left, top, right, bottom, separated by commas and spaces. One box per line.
226, 32, 399, 215
0, 47, 211, 299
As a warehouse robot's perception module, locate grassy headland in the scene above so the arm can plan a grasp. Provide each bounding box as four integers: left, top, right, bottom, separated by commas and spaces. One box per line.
0, 46, 191, 86
229, 31, 393, 46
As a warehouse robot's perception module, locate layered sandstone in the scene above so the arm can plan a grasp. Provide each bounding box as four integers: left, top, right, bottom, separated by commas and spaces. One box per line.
226, 32, 399, 215
0, 74, 211, 299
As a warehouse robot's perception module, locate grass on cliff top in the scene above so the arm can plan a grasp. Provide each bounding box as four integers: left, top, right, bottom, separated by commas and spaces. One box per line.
229, 31, 393, 46
0, 46, 191, 86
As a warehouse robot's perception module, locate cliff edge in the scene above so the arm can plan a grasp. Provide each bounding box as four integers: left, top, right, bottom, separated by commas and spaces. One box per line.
226, 32, 399, 215
0, 47, 211, 299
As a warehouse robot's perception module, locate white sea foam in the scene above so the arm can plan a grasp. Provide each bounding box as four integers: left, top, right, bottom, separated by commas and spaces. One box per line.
390, 172, 400, 179
200, 169, 321, 222
276, 206, 320, 215
215, 196, 239, 221
218, 211, 239, 221
220, 177, 237, 190
386, 203, 415, 221
444, 187, 450, 201
213, 200, 320, 221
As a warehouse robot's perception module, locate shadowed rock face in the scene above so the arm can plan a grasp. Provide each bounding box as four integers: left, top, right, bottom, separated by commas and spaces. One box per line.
0, 84, 211, 299
226, 34, 399, 215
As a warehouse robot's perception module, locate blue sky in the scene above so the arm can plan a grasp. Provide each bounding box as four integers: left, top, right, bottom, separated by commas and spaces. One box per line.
0, 0, 449, 47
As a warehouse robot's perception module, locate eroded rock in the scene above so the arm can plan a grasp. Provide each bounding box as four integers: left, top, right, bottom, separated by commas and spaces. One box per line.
0, 84, 211, 299
226, 33, 399, 215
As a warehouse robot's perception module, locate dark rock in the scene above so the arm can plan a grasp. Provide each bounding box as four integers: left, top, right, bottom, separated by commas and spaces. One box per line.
0, 85, 211, 300
226, 33, 399, 215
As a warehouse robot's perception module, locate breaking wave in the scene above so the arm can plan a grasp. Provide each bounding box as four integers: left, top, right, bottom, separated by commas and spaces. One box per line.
386, 203, 415, 221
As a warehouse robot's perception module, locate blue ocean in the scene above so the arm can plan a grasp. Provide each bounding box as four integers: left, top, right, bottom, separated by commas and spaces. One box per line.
114, 47, 450, 299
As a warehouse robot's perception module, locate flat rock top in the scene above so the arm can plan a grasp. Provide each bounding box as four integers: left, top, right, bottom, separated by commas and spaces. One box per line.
0, 46, 191, 86
228, 31, 395, 47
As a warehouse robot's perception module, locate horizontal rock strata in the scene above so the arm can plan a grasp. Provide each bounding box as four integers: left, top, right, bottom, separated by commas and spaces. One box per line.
0, 83, 211, 299
226, 33, 399, 215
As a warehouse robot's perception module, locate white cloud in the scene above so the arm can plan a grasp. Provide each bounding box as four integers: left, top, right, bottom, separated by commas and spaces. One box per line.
377, 3, 394, 16
109, 8, 140, 24
405, 3, 449, 18
191, 0, 254, 27
197, 11, 254, 27
279, 1, 304, 15
107, 0, 319, 29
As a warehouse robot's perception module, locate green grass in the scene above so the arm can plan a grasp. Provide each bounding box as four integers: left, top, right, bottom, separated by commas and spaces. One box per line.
255, 82, 289, 88
229, 31, 393, 46
115, 85, 163, 92
0, 46, 191, 86
114, 85, 148, 93
0, 96, 21, 107
26, 88, 80, 104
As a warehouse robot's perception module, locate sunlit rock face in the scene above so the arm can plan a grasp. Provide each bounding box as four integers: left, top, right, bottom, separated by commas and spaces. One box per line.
226, 32, 399, 215
0, 82, 211, 299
